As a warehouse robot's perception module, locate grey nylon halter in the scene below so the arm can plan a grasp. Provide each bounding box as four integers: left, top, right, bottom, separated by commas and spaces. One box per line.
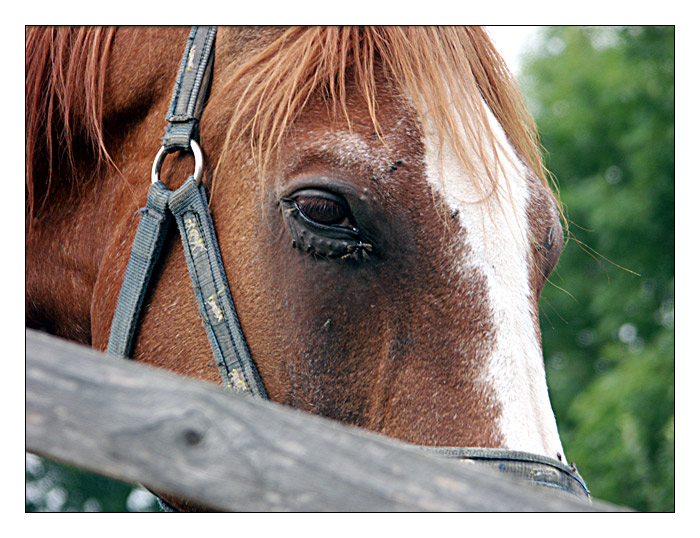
107, 26, 589, 510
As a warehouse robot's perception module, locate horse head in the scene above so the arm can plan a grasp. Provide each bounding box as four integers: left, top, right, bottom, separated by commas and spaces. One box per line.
26, 27, 569, 511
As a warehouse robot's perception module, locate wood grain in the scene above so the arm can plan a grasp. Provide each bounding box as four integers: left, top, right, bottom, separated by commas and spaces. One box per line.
26, 329, 618, 512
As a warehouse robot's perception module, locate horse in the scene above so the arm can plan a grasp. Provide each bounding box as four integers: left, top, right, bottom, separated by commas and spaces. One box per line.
26, 26, 583, 511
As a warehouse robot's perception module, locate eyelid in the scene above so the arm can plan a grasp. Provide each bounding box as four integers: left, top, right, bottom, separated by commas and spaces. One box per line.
295, 196, 348, 226
285, 199, 360, 237
287, 188, 349, 207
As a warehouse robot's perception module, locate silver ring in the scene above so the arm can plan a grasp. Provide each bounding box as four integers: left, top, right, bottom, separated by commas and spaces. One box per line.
151, 140, 203, 185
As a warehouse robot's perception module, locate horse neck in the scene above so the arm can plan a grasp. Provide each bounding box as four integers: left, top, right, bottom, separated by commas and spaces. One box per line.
26, 166, 117, 343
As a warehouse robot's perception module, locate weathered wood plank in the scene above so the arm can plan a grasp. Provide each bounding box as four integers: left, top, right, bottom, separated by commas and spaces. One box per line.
26, 329, 617, 512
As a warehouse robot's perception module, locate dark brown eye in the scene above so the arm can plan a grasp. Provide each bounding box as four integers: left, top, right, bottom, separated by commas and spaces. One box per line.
281, 188, 370, 260
292, 191, 354, 229
296, 196, 346, 225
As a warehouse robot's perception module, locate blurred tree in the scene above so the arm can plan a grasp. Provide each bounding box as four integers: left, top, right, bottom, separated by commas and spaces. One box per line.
522, 26, 674, 511
26, 454, 159, 512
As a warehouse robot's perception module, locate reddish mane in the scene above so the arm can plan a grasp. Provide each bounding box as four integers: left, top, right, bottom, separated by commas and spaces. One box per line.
26, 27, 558, 224
25, 26, 116, 221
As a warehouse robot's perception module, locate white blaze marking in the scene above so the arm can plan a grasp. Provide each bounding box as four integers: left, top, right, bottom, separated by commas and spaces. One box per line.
422, 107, 565, 459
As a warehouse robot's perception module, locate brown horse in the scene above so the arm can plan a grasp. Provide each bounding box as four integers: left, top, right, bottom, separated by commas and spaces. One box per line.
26, 26, 570, 510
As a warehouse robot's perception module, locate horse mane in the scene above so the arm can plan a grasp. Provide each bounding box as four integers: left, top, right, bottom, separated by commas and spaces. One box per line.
25, 26, 116, 222
214, 26, 552, 203
25, 26, 554, 222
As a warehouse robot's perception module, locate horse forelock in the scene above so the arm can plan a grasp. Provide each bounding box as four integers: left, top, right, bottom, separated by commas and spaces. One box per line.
213, 27, 557, 212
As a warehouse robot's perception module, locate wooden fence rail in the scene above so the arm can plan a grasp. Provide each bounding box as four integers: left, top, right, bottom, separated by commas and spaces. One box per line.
26, 329, 620, 512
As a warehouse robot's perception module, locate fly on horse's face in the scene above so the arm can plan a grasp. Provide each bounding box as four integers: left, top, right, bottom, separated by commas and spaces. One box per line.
26, 27, 572, 510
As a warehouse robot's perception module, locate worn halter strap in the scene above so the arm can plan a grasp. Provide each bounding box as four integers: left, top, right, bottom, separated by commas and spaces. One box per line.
108, 26, 589, 509
421, 447, 589, 498
107, 26, 265, 398
162, 26, 217, 153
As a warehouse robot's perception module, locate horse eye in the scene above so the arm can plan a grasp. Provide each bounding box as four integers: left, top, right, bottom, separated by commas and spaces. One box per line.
293, 192, 353, 228
282, 189, 370, 260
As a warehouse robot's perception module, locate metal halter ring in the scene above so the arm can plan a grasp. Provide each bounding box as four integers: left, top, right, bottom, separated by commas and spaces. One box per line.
151, 140, 203, 185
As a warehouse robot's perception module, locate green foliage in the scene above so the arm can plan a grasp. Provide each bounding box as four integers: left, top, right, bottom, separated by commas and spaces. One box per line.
522, 26, 674, 511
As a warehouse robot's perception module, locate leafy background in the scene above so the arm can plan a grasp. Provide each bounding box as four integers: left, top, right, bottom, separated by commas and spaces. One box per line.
524, 26, 674, 512
26, 26, 674, 512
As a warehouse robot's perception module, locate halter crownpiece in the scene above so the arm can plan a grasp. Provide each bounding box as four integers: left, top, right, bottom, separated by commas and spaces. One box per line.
162, 26, 217, 153
107, 26, 589, 510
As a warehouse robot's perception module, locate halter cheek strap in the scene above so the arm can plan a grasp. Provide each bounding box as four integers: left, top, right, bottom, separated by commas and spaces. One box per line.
168, 177, 266, 397
106, 182, 170, 359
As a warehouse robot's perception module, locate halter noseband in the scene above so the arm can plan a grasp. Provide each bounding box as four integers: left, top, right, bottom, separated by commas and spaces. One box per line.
107, 26, 589, 510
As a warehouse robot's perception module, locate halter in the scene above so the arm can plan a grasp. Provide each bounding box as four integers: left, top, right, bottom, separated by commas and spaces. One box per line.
107, 26, 589, 510
107, 27, 265, 399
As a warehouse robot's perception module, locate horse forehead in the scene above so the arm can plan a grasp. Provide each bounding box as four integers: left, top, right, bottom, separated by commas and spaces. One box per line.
418, 104, 538, 356
278, 103, 427, 197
